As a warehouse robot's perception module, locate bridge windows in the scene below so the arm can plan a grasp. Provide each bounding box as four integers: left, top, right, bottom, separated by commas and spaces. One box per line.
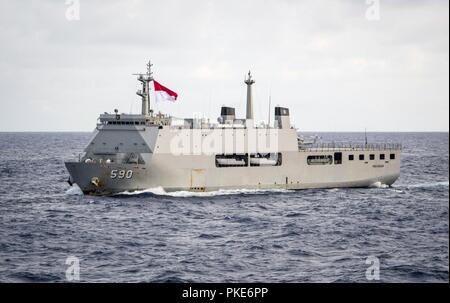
390, 153, 396, 160
107, 121, 145, 125
359, 154, 365, 161
370, 154, 375, 160
348, 154, 354, 161
380, 154, 385, 160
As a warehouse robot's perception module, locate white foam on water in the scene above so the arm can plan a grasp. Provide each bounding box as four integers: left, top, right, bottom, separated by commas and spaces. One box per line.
407, 181, 449, 188
117, 186, 293, 197
392, 189, 405, 193
65, 184, 83, 196
327, 188, 340, 192
369, 181, 389, 188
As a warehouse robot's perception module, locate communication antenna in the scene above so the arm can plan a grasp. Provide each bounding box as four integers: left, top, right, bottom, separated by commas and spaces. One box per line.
365, 128, 368, 146
268, 91, 272, 128
208, 90, 212, 121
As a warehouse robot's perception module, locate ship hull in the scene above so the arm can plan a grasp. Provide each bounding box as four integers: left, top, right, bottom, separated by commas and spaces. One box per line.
65, 66, 402, 196
65, 149, 401, 195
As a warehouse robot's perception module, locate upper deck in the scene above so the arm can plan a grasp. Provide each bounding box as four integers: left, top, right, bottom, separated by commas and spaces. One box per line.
98, 113, 172, 127
97, 113, 274, 130
298, 142, 402, 152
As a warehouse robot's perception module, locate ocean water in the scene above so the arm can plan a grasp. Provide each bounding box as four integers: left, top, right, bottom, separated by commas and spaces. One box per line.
0, 132, 448, 282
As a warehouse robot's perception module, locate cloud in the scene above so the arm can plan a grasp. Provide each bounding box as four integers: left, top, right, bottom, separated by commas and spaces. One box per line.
0, 0, 448, 131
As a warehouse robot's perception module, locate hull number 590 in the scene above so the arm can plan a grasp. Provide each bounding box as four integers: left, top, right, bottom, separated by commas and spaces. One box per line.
110, 170, 133, 179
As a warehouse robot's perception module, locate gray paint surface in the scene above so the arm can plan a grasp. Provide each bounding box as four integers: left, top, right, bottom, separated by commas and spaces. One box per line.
65, 67, 401, 195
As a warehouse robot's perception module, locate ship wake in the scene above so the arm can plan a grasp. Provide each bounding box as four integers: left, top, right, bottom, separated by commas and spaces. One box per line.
116, 186, 293, 197
65, 184, 83, 196
405, 181, 449, 189
369, 181, 390, 188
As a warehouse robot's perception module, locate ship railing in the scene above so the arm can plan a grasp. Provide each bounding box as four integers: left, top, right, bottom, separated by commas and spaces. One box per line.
69, 153, 116, 164
298, 142, 402, 152
63, 152, 85, 163
78, 152, 85, 162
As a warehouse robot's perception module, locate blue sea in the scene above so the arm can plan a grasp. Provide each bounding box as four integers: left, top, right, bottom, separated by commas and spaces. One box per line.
0, 132, 448, 282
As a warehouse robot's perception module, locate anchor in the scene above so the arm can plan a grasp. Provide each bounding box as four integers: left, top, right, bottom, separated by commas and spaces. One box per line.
91, 177, 100, 187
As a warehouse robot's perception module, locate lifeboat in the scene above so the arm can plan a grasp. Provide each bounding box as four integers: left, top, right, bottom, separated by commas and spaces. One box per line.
216, 158, 246, 166
249, 158, 277, 166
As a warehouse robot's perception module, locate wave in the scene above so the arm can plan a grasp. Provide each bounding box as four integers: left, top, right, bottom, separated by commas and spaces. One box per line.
327, 188, 340, 192
369, 181, 389, 188
116, 186, 293, 197
406, 181, 449, 188
65, 184, 83, 196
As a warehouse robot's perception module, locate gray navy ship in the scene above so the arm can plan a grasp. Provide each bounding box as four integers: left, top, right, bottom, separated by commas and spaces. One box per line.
65, 61, 402, 195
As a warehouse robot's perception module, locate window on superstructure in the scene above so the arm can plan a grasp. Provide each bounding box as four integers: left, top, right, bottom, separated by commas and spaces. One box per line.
390, 153, 396, 160
380, 154, 385, 160
334, 152, 342, 164
359, 154, 365, 161
349, 154, 354, 161
370, 154, 375, 160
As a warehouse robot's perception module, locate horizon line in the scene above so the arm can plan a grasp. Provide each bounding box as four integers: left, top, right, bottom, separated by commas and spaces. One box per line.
0, 130, 448, 133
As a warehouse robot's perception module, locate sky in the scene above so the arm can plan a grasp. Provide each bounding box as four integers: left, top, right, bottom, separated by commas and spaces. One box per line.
0, 0, 448, 132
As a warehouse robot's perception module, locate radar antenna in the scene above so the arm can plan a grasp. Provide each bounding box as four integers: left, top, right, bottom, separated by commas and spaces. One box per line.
146, 60, 153, 78
365, 128, 368, 146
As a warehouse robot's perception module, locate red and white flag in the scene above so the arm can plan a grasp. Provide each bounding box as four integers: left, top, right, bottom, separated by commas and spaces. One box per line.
153, 80, 178, 102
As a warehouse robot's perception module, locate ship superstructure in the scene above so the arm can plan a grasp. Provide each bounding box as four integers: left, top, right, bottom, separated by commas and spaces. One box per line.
65, 61, 402, 195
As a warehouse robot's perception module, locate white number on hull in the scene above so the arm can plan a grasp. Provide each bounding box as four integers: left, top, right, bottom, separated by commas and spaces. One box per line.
110, 170, 133, 179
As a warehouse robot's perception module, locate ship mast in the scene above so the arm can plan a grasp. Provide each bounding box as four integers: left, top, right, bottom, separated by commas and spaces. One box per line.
245, 71, 255, 120
134, 60, 154, 116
